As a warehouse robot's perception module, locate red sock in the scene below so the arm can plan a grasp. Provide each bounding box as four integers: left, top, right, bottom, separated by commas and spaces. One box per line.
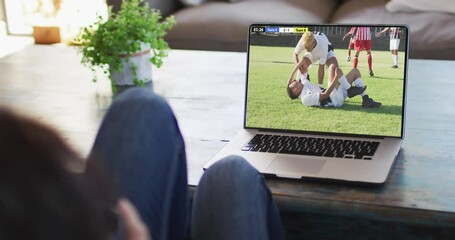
367, 54, 372, 71
353, 57, 358, 68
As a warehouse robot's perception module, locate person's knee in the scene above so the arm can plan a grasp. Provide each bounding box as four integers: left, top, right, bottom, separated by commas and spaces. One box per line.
353, 68, 361, 76
204, 155, 260, 185
211, 155, 252, 171
116, 87, 161, 105
326, 57, 338, 67
113, 87, 171, 117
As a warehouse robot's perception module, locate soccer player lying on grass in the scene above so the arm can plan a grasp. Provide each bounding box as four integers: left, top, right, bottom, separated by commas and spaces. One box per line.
287, 62, 382, 108
293, 31, 339, 90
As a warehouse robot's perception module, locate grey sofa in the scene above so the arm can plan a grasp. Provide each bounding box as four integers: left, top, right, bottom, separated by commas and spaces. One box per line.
109, 0, 455, 59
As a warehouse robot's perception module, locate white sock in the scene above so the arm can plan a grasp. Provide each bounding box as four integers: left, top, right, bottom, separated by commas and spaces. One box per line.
319, 83, 324, 88
393, 55, 398, 66
354, 78, 367, 97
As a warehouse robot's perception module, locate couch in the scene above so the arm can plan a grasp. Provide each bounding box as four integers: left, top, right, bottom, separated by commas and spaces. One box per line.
108, 0, 455, 60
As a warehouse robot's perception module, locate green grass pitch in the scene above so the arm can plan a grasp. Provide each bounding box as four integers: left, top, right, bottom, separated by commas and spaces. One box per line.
245, 45, 405, 137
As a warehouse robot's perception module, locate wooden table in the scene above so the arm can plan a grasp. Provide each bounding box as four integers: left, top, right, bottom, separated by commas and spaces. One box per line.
1, 45, 454, 239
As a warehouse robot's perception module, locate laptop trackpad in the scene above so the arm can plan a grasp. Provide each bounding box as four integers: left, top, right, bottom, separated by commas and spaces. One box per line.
267, 156, 326, 178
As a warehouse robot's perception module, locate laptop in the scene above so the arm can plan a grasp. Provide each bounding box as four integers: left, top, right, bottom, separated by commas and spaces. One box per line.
204, 24, 408, 185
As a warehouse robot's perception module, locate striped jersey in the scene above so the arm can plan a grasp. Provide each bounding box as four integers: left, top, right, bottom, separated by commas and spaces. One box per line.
353, 27, 371, 41
389, 27, 400, 39
348, 27, 356, 40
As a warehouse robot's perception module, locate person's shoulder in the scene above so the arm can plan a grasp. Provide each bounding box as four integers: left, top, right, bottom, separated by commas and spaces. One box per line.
315, 33, 329, 42
294, 38, 304, 52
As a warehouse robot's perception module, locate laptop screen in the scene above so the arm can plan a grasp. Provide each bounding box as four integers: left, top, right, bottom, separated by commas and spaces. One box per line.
245, 24, 408, 138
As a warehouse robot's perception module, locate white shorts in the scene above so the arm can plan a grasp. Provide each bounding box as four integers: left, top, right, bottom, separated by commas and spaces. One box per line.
329, 75, 350, 107
390, 39, 400, 50
303, 50, 336, 66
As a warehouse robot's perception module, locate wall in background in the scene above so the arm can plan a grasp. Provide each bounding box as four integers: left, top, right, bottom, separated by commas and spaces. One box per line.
2, 0, 107, 35
1, 0, 6, 21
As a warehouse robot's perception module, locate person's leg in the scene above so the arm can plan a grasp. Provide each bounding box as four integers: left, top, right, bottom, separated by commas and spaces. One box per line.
345, 70, 381, 108
346, 43, 352, 61
366, 38, 374, 76
392, 50, 396, 67
366, 50, 372, 68
353, 50, 360, 69
326, 57, 339, 83
89, 88, 188, 240
345, 68, 361, 85
392, 49, 399, 67
191, 156, 285, 240
335, 67, 365, 99
390, 39, 399, 68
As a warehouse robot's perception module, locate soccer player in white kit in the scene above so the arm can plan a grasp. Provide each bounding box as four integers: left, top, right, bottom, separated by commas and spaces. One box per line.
376, 27, 401, 68
293, 31, 339, 90
286, 62, 382, 108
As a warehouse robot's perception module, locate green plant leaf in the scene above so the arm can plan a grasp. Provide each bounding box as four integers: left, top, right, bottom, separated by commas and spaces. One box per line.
77, 0, 176, 87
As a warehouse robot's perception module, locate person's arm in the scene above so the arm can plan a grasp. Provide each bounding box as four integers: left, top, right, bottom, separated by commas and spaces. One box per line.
342, 31, 352, 41
375, 27, 389, 37
294, 53, 308, 75
293, 53, 299, 65
318, 66, 342, 101
318, 85, 335, 101
288, 60, 307, 85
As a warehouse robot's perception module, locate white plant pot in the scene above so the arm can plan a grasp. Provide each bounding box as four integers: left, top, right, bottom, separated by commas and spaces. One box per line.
110, 42, 153, 93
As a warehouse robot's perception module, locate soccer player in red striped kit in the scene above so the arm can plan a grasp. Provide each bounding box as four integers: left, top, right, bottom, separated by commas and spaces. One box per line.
344, 27, 374, 77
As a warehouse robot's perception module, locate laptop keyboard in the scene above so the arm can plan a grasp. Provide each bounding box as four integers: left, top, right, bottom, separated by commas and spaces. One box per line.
241, 134, 379, 160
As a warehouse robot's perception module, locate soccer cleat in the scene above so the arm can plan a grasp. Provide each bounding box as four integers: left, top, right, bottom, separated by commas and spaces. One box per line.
369, 70, 374, 77
362, 97, 382, 108
346, 56, 351, 61
347, 86, 366, 98
391, 65, 398, 68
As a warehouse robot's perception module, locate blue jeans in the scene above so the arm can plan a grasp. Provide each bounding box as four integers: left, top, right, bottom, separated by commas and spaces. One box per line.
90, 88, 285, 240
191, 156, 285, 240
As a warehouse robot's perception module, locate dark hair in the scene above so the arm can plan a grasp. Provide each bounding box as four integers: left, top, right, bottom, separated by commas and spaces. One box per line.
0, 108, 117, 240
287, 85, 299, 99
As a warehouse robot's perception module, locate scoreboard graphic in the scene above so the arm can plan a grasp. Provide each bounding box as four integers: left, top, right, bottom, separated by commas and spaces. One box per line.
251, 26, 309, 33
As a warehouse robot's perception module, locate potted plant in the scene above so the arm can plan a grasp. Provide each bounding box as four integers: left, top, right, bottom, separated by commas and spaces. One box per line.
78, 0, 176, 93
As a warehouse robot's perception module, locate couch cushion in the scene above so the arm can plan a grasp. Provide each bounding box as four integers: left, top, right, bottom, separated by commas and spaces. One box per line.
180, 0, 224, 7
386, 0, 455, 15
166, 0, 338, 52
331, 0, 455, 60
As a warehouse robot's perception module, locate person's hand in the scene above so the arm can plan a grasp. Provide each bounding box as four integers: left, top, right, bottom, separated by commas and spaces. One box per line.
342, 35, 347, 41
298, 63, 308, 75
118, 198, 150, 240
375, 32, 382, 38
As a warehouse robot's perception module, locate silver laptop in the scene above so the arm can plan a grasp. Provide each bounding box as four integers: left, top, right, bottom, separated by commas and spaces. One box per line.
204, 24, 408, 184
